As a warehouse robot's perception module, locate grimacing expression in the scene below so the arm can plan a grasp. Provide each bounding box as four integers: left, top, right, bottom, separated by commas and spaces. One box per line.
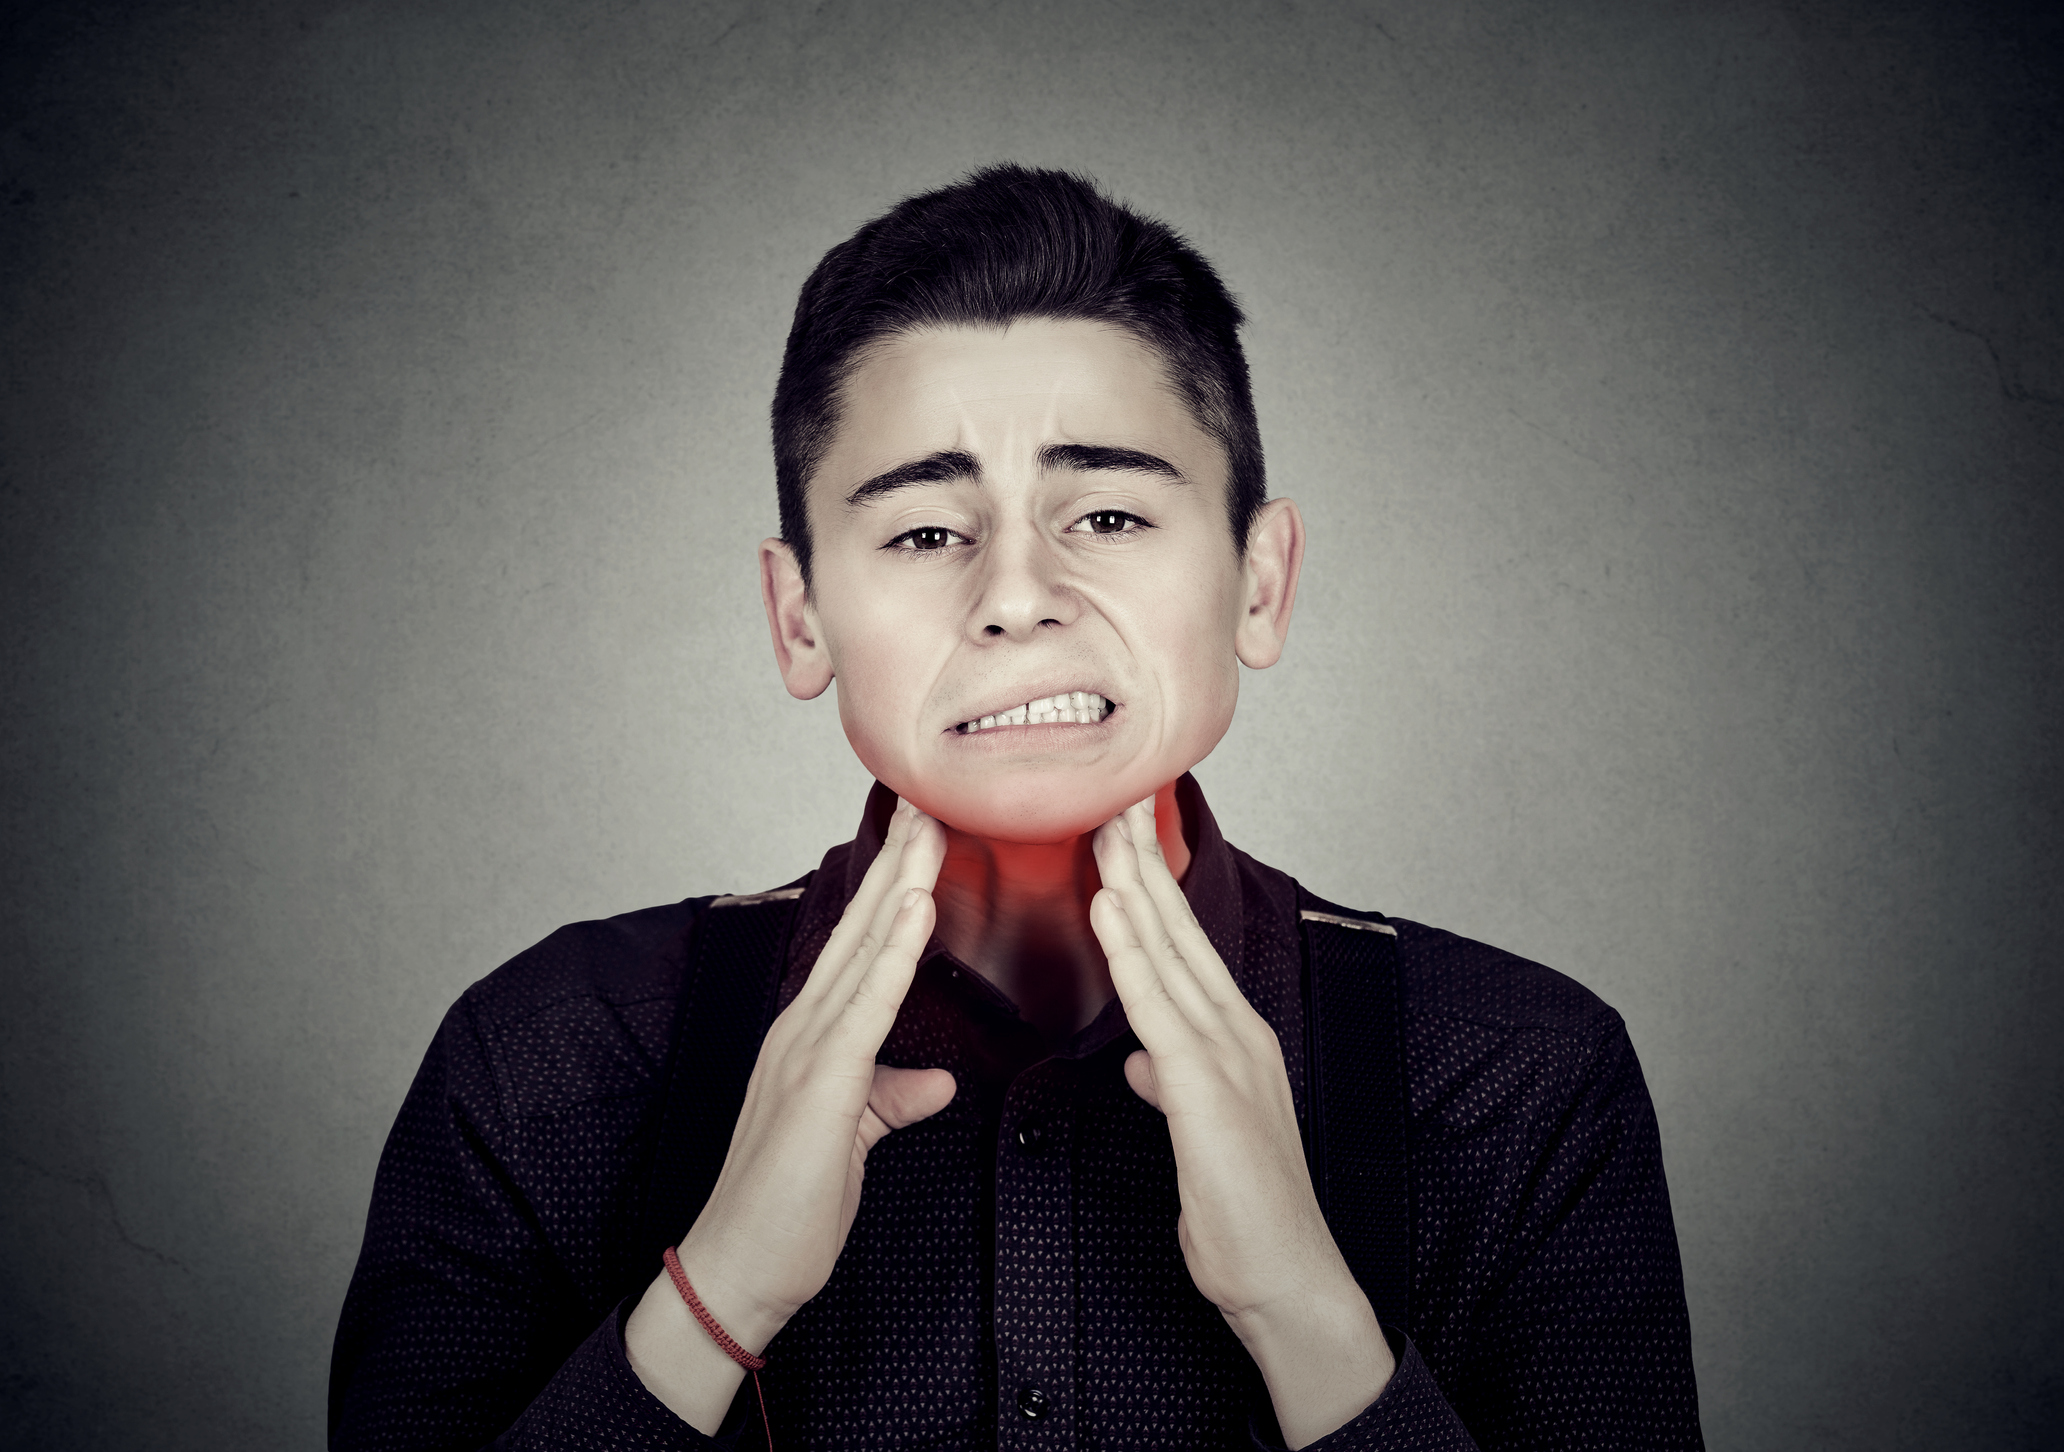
771, 318, 1296, 843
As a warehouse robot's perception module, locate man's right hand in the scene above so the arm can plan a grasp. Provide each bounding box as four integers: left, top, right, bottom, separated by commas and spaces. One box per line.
626, 797, 954, 1431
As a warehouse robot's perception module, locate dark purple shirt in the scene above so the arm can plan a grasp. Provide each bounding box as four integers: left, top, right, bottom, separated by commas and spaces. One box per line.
331, 778, 1703, 1449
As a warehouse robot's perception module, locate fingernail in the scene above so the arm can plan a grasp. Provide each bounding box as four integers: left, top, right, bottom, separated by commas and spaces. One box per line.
1139, 794, 1156, 817
1114, 813, 1132, 843
901, 887, 920, 910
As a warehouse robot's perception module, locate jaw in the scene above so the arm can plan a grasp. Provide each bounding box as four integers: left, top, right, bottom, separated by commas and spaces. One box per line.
836, 663, 1241, 844
912, 763, 1151, 843
901, 708, 1224, 845
885, 719, 1160, 843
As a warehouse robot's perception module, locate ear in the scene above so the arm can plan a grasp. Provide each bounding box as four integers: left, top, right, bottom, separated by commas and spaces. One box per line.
759, 538, 834, 699
1233, 497, 1305, 669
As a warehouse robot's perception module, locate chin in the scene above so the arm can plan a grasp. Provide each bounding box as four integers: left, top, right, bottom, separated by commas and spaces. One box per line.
897, 771, 1148, 844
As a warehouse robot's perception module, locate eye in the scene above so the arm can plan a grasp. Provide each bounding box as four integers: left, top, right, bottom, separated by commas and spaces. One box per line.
1068, 509, 1151, 537
885, 525, 969, 552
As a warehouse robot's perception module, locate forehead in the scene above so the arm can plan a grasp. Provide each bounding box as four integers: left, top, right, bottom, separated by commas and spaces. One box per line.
816, 319, 1221, 498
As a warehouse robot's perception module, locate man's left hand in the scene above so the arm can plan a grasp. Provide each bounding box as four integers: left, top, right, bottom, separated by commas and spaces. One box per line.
1091, 794, 1397, 1448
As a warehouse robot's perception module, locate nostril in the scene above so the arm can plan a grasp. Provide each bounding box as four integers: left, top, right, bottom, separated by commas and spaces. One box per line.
984, 624, 1005, 636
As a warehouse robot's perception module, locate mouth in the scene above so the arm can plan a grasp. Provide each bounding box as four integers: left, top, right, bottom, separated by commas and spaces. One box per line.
953, 690, 1116, 734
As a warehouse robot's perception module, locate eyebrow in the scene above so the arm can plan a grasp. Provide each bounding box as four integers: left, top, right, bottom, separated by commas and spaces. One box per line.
1039, 442, 1186, 481
843, 450, 981, 507
842, 442, 1186, 507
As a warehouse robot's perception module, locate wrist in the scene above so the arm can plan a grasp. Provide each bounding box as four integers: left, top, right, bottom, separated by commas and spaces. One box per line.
625, 1269, 750, 1433
624, 1241, 797, 1435
670, 1236, 796, 1355
1226, 1269, 1395, 1450
1224, 1274, 1378, 1366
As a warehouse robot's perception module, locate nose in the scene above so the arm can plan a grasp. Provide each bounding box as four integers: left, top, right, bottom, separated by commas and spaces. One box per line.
966, 517, 1080, 642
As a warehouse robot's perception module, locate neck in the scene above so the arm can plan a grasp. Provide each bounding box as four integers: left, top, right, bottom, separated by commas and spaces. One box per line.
930, 780, 1191, 1042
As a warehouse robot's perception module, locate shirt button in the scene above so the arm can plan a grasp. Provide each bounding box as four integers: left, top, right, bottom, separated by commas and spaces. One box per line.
1015, 1117, 1051, 1155
1017, 1384, 1051, 1420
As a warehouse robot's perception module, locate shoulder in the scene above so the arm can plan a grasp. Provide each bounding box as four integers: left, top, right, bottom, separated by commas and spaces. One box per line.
1235, 847, 1618, 1041
438, 872, 816, 1121
459, 897, 711, 1033
1386, 917, 1621, 1041
1263, 861, 1632, 1131
1380, 918, 1641, 1140
440, 896, 712, 1122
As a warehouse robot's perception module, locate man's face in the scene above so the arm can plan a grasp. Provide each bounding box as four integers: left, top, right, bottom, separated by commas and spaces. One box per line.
782, 318, 1274, 843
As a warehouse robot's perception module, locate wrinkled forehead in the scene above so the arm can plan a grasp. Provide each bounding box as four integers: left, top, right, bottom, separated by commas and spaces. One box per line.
811, 319, 1226, 508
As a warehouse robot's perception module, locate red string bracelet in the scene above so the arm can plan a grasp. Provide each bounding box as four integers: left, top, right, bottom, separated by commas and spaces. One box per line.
662, 1245, 771, 1450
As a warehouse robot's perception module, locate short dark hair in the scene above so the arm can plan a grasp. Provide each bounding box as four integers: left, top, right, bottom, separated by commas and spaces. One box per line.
771, 164, 1266, 581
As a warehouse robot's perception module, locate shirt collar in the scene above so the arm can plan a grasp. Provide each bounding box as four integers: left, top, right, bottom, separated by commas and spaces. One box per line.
791, 772, 1246, 1051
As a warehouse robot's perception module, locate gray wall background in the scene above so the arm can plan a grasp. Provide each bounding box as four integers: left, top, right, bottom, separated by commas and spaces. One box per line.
3, 1, 2059, 1446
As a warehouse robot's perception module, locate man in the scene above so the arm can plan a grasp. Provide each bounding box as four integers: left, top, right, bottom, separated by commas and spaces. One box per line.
331, 165, 1702, 1449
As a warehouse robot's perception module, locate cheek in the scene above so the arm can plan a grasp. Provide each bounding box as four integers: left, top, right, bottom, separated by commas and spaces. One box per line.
832, 680, 889, 772
1166, 648, 1241, 761
829, 644, 906, 774
1143, 588, 1244, 756
824, 603, 944, 779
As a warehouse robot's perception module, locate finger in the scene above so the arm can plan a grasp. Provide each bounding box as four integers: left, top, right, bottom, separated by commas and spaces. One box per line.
862, 811, 947, 957
849, 857, 938, 991
802, 798, 924, 1000
819, 808, 946, 1006
1092, 822, 1218, 1026
1123, 1049, 1163, 1112
1124, 796, 1235, 999
836, 885, 937, 1043
856, 1066, 956, 1153
867, 1065, 958, 1132
836, 811, 946, 994
1090, 884, 1200, 1043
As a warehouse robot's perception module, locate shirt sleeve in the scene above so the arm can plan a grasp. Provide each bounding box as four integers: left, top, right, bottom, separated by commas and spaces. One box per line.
1253, 1019, 1702, 1451
328, 1000, 747, 1450
490, 1299, 758, 1450
1249, 1328, 1480, 1452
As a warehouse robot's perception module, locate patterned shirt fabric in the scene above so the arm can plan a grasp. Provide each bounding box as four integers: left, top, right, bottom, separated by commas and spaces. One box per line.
330, 777, 1703, 1449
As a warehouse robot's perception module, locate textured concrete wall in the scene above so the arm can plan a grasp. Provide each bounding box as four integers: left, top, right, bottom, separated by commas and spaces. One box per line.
3, 1, 2058, 1446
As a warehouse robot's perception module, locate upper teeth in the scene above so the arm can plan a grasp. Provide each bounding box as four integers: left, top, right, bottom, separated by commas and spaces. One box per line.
958, 692, 1112, 732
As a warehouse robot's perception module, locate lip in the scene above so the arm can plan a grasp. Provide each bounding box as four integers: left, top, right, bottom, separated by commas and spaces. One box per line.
942, 682, 1120, 734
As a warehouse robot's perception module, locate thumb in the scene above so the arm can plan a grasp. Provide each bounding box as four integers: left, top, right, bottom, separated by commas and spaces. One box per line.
1124, 1049, 1164, 1111
864, 1064, 957, 1138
